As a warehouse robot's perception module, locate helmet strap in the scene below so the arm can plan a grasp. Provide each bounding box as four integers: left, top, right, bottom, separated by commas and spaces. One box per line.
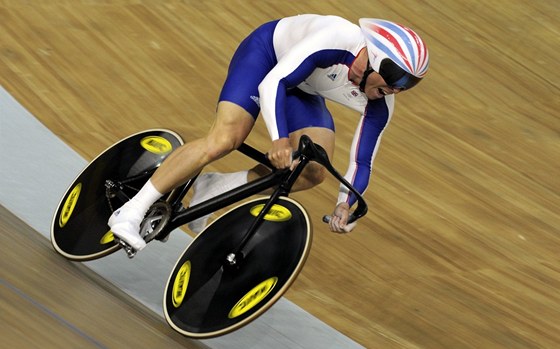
359, 61, 374, 93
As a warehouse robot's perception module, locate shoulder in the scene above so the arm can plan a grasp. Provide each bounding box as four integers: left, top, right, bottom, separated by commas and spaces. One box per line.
278, 15, 363, 49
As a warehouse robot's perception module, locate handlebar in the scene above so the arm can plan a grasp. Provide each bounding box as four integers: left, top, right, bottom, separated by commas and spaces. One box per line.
295, 135, 368, 225
238, 135, 368, 226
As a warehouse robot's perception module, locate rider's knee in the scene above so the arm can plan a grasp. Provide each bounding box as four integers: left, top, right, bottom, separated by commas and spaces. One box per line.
204, 134, 238, 162
303, 165, 327, 188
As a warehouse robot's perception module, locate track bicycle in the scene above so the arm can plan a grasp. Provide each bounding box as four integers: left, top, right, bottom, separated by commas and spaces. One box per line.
51, 129, 367, 338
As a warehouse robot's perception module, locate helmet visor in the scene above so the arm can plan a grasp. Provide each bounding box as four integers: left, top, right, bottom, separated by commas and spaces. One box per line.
379, 59, 422, 90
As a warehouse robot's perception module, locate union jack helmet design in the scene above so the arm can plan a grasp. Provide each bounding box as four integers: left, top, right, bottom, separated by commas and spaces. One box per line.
359, 18, 430, 89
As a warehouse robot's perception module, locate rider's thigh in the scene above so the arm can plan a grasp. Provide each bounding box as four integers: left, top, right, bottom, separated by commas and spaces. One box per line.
205, 101, 256, 160
289, 127, 335, 190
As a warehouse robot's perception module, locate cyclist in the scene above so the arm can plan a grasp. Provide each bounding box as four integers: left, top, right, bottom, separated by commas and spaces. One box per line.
108, 14, 430, 251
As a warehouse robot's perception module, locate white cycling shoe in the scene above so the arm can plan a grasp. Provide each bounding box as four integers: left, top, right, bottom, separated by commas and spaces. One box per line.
108, 206, 147, 251
187, 172, 233, 233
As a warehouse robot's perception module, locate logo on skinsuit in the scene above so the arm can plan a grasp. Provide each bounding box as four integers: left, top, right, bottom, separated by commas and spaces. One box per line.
140, 136, 173, 154
172, 261, 191, 308
228, 277, 278, 319
249, 204, 292, 222
59, 183, 81, 228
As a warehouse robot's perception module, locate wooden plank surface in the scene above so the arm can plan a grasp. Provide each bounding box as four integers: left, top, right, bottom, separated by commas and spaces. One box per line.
0, 205, 207, 349
1, 0, 559, 348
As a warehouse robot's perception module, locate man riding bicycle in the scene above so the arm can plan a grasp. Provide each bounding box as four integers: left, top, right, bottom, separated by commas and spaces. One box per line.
108, 14, 430, 251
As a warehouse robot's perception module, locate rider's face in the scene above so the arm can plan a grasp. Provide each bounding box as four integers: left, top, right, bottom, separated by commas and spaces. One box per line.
362, 72, 404, 100
350, 49, 405, 100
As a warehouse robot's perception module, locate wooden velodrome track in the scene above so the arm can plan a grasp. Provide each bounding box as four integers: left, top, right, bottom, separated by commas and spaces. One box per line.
1, 0, 559, 348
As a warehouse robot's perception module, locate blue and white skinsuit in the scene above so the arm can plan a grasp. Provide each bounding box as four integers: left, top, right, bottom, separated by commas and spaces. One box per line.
219, 14, 394, 206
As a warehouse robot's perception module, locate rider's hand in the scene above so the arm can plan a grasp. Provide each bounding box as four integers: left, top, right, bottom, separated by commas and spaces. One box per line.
328, 202, 356, 233
267, 138, 293, 169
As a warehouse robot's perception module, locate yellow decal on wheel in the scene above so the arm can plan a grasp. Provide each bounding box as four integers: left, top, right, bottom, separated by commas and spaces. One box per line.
140, 136, 173, 154
59, 183, 81, 228
228, 277, 278, 319
249, 204, 292, 222
100, 231, 115, 245
172, 261, 191, 308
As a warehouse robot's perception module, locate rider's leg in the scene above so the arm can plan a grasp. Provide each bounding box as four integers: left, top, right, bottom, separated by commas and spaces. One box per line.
151, 102, 255, 193
187, 127, 334, 233
110, 21, 279, 244
190, 90, 336, 230
186, 170, 249, 233
108, 101, 255, 248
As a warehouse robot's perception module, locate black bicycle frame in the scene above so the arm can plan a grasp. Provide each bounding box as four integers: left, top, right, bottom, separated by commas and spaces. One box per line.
156, 136, 367, 240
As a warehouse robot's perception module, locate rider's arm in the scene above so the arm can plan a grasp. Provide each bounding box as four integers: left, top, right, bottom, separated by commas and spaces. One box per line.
337, 96, 394, 207
258, 19, 362, 141
259, 23, 361, 169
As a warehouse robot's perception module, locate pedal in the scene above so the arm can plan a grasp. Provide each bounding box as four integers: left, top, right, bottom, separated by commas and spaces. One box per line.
117, 239, 137, 259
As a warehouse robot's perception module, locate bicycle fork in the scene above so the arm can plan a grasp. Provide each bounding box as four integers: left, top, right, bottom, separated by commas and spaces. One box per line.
225, 154, 309, 267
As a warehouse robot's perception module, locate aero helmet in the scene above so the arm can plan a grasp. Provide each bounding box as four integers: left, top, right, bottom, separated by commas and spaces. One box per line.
359, 18, 429, 90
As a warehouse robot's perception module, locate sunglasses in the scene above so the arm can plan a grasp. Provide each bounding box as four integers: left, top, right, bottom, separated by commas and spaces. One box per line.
378, 59, 422, 90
